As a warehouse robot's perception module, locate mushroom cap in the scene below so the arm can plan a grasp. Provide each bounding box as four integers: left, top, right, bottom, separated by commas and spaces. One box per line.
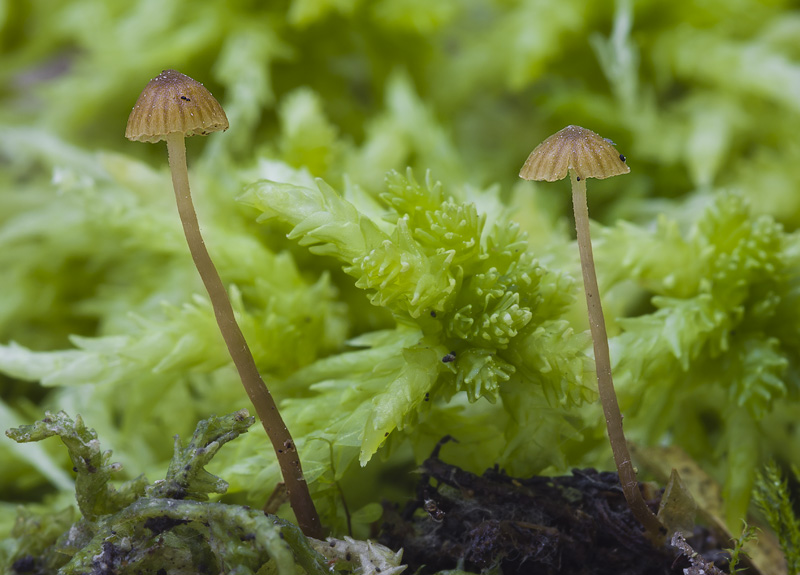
125, 69, 229, 143
519, 125, 629, 182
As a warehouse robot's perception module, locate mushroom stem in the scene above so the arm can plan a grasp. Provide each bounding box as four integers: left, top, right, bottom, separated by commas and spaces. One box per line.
165, 133, 322, 539
569, 169, 663, 543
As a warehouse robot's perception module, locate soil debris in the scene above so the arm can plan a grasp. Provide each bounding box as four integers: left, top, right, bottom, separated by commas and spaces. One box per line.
379, 437, 731, 575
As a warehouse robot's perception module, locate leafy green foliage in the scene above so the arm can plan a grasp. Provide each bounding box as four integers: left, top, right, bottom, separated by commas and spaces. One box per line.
1, 506, 76, 574
4, 0, 800, 564
598, 192, 800, 528
2, 411, 341, 575
5, 0, 800, 219
232, 169, 595, 528
726, 522, 758, 575
144, 409, 254, 501
6, 411, 147, 521
754, 462, 800, 575
0, 128, 348, 500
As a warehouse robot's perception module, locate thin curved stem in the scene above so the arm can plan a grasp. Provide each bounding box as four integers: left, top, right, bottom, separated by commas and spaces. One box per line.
570, 169, 663, 544
165, 133, 322, 538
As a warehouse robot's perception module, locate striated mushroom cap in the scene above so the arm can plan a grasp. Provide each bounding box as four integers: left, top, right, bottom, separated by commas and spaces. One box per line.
125, 69, 229, 143
519, 125, 629, 182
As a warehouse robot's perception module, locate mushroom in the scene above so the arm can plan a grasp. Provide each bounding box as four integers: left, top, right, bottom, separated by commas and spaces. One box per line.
520, 125, 663, 543
126, 69, 321, 538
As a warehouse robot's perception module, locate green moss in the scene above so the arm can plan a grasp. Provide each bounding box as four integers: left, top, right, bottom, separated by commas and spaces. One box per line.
3, 0, 800, 565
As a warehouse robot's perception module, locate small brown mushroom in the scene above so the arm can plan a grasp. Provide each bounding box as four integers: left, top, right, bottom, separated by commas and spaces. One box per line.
520, 125, 663, 544
519, 125, 630, 182
125, 69, 229, 143
126, 70, 321, 538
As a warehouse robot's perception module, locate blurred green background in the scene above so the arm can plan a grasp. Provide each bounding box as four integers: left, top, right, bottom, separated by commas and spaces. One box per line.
4, 0, 800, 224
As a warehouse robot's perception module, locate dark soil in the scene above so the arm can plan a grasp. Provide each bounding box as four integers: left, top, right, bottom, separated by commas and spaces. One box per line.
379, 437, 730, 575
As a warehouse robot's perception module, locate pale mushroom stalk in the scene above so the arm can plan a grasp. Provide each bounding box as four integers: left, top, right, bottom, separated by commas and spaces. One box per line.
520, 125, 664, 544
569, 169, 663, 542
127, 70, 321, 538
166, 133, 321, 534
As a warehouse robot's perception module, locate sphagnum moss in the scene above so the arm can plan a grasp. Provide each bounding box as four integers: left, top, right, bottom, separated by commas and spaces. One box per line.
125, 69, 321, 538
520, 125, 664, 544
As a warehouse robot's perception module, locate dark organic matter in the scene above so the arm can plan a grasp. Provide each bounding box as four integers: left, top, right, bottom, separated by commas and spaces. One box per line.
380, 440, 730, 575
